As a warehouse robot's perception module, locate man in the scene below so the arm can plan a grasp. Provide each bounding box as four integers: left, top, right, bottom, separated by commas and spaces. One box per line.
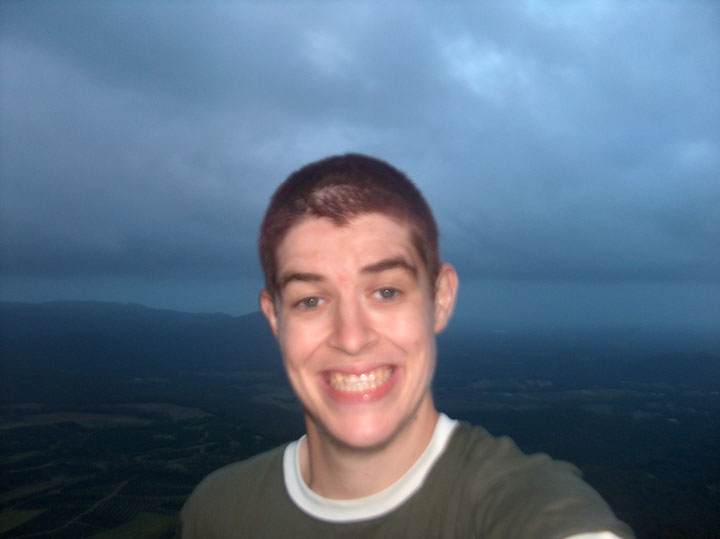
180, 154, 634, 538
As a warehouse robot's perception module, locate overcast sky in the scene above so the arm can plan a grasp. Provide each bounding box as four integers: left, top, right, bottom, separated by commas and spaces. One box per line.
1, 1, 719, 330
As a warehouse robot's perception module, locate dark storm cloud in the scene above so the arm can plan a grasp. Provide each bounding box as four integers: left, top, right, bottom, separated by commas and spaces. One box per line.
416, 3, 720, 283
1, 1, 718, 318
1, 3, 274, 278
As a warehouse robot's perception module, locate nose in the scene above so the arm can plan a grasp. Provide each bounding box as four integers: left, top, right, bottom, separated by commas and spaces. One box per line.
328, 297, 376, 355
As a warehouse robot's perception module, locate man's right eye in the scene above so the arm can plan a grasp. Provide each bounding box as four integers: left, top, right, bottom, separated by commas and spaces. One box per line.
298, 297, 322, 309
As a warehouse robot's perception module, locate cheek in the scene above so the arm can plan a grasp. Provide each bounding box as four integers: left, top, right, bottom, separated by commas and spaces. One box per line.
383, 309, 434, 351
279, 318, 322, 368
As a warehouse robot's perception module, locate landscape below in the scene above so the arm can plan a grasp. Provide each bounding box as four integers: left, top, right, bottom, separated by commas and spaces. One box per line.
1, 302, 718, 538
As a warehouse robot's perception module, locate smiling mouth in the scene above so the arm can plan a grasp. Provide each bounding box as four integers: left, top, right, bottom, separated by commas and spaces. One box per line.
327, 366, 393, 393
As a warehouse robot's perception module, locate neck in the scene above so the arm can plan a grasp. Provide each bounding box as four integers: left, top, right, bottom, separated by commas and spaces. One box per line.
300, 397, 439, 499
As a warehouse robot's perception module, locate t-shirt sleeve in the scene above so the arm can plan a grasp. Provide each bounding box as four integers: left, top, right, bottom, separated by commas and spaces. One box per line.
564, 533, 625, 539
475, 449, 634, 538
177, 446, 286, 539
448, 428, 634, 539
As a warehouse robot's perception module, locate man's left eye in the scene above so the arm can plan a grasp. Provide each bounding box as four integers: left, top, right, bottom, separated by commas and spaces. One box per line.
375, 288, 399, 300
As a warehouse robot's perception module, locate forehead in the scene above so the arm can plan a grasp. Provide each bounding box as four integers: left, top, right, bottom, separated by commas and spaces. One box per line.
276, 214, 418, 271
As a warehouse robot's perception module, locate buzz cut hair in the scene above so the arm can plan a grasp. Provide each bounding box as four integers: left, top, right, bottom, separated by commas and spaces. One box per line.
258, 153, 440, 297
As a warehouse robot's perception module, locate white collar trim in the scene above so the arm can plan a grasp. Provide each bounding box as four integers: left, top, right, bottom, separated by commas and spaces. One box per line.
282, 413, 458, 523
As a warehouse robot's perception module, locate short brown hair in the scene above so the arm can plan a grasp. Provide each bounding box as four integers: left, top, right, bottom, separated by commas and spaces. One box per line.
259, 153, 439, 296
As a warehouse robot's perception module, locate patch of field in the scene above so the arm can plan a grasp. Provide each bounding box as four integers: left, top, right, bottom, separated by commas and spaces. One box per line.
249, 387, 301, 412
114, 402, 211, 421
3, 449, 46, 464
89, 511, 175, 539
0, 479, 65, 505
0, 412, 153, 429
0, 402, 45, 412
559, 388, 645, 401
0, 507, 46, 534
164, 460, 189, 472
580, 403, 615, 415
464, 401, 542, 412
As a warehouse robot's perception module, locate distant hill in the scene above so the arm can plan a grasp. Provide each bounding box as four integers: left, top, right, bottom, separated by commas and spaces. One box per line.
2, 301, 719, 404
436, 325, 720, 392
0, 301, 283, 404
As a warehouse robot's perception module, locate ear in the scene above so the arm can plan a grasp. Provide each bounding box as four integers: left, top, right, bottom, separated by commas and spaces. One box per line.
433, 263, 458, 334
259, 289, 280, 338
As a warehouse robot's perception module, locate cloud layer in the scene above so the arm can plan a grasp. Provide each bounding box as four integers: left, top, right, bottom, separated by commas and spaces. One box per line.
1, 1, 718, 327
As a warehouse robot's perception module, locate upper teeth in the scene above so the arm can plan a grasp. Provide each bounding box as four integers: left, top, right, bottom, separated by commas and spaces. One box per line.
328, 367, 392, 392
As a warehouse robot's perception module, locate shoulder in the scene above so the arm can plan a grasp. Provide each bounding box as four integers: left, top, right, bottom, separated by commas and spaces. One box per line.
445, 421, 590, 489
179, 445, 286, 538
447, 422, 576, 482
439, 423, 635, 538
194, 445, 285, 496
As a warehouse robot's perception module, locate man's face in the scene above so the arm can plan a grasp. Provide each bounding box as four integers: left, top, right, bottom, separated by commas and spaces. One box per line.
260, 213, 457, 450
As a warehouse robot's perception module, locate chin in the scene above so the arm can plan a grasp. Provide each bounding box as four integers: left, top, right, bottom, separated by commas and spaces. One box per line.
323, 414, 407, 452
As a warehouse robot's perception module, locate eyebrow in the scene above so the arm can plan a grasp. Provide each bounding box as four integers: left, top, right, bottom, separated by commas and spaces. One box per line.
278, 272, 324, 291
278, 257, 418, 291
361, 256, 418, 277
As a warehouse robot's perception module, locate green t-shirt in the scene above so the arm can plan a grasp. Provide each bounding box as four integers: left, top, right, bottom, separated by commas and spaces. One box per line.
179, 418, 634, 538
